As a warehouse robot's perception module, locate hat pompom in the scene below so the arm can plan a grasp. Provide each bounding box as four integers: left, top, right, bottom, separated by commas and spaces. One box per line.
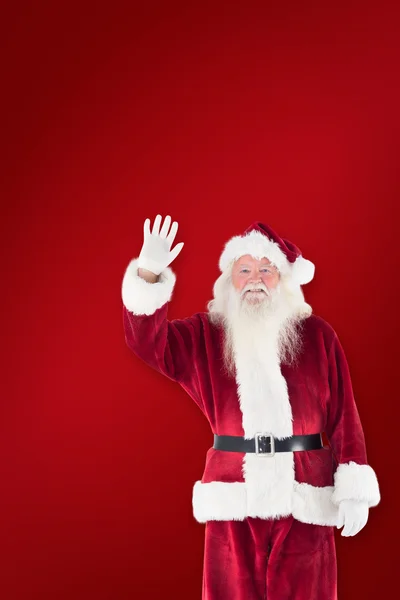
291, 256, 315, 285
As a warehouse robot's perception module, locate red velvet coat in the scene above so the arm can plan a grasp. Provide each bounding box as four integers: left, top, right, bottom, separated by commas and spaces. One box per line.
121, 258, 380, 526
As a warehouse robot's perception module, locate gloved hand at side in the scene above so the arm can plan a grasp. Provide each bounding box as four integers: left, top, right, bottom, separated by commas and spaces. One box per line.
336, 499, 369, 536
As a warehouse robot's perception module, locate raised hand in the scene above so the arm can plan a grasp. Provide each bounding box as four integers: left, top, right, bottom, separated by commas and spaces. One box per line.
137, 215, 184, 276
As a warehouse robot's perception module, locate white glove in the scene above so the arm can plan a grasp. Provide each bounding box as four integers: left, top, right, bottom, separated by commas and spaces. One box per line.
336, 499, 369, 537
137, 214, 184, 276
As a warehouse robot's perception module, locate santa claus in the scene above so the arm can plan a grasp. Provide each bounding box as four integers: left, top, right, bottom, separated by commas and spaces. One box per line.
121, 214, 380, 600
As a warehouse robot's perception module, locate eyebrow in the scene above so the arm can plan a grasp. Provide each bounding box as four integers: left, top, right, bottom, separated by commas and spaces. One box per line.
238, 263, 277, 269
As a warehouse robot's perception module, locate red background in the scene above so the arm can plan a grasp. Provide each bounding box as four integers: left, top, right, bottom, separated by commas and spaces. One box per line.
1, 1, 399, 598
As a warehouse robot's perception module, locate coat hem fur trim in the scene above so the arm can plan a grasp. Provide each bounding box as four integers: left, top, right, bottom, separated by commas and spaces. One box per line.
192, 480, 340, 526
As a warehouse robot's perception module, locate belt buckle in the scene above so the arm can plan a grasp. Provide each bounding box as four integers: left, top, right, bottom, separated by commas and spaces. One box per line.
255, 432, 275, 457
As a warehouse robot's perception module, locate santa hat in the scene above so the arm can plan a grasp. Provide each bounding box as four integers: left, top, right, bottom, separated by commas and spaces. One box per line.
219, 222, 315, 285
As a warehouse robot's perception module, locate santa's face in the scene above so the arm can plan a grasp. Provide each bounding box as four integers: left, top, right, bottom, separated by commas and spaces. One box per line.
231, 254, 280, 305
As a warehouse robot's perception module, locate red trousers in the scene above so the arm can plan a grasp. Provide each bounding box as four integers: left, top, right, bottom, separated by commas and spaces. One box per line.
202, 516, 337, 600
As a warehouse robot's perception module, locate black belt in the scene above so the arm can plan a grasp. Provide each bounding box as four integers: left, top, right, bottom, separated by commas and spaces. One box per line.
213, 433, 324, 456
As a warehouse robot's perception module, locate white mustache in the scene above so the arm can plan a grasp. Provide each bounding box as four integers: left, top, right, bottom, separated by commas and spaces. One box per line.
241, 284, 269, 297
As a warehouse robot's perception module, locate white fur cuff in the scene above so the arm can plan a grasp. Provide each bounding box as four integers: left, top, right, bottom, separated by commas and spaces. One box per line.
121, 257, 176, 315
331, 461, 381, 507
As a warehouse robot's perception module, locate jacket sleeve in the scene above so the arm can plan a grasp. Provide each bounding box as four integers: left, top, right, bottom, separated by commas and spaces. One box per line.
121, 257, 203, 411
326, 332, 380, 508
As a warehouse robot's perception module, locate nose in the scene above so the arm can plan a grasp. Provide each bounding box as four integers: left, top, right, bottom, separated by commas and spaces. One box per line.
248, 270, 262, 283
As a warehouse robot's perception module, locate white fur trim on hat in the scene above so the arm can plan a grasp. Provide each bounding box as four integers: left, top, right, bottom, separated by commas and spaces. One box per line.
219, 230, 315, 285
219, 230, 290, 274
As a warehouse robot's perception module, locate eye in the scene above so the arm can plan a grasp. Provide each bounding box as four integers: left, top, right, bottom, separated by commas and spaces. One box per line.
240, 268, 250, 273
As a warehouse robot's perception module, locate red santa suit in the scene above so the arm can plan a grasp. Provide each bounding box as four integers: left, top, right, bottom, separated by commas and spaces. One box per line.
121, 221, 380, 600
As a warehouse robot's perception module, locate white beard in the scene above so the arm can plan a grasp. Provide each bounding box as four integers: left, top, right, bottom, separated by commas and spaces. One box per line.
215, 281, 307, 379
